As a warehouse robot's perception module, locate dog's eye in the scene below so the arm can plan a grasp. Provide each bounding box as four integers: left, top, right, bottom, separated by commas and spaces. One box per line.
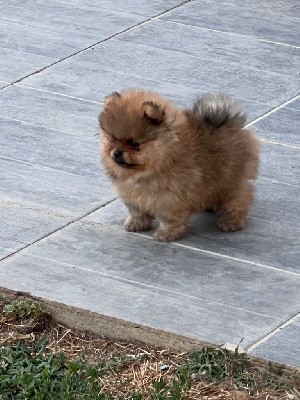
127, 139, 140, 149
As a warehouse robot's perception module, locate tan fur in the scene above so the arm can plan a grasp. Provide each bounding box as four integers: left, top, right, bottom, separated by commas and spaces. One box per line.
99, 90, 260, 242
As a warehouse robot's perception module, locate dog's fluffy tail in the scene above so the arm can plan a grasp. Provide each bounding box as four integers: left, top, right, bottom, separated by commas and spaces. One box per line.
192, 93, 246, 129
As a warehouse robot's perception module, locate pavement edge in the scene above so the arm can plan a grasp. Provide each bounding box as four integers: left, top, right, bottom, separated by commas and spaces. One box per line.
0, 286, 207, 351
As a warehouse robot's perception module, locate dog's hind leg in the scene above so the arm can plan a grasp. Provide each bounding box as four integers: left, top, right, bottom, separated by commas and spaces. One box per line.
218, 181, 255, 232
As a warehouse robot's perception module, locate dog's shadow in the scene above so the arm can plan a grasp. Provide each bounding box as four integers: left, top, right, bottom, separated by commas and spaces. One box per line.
188, 211, 220, 236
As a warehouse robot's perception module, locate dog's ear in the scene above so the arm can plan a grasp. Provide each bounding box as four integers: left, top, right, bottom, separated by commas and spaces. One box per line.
142, 101, 165, 125
104, 91, 121, 106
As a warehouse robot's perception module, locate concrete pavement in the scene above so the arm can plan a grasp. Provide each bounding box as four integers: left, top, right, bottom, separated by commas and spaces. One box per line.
0, 0, 299, 367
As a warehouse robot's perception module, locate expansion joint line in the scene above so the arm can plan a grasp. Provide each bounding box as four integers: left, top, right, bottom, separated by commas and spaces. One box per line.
0, 198, 116, 263
247, 312, 300, 352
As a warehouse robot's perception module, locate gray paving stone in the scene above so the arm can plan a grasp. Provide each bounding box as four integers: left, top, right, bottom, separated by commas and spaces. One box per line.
21, 65, 272, 122
20, 39, 299, 117
0, 47, 57, 82
0, 81, 8, 89
21, 63, 206, 107
286, 97, 300, 111
0, 118, 102, 179
0, 87, 113, 260
61, 0, 185, 17
0, 247, 15, 259
251, 106, 300, 146
0, 85, 100, 136
0, 85, 113, 231
160, 0, 300, 46
1, 222, 299, 347
0, 18, 116, 59
0, 235, 25, 255
54, 39, 300, 106
85, 199, 125, 227
0, 158, 113, 217
186, 206, 300, 275
0, 254, 274, 347
250, 317, 300, 367
208, 0, 300, 19
0, 0, 146, 81
119, 19, 300, 77
22, 67, 206, 108
251, 179, 299, 226
0, 202, 72, 260
0, 1, 144, 38
259, 142, 300, 186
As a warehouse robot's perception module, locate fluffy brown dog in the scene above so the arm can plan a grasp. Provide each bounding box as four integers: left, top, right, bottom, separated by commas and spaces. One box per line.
99, 90, 260, 242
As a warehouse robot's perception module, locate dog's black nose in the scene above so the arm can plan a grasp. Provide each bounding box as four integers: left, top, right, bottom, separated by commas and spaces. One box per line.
113, 149, 124, 164
114, 149, 123, 158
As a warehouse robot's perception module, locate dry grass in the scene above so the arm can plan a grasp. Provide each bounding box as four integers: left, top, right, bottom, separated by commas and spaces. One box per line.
0, 299, 299, 400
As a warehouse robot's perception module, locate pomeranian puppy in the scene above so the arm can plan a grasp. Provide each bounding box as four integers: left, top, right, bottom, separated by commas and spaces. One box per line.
99, 90, 260, 242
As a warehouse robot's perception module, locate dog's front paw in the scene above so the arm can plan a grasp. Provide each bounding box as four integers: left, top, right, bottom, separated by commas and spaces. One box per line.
218, 215, 245, 232
154, 227, 186, 242
125, 216, 152, 232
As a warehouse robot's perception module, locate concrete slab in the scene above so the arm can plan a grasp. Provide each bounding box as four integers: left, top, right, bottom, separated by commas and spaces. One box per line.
259, 141, 300, 186
0, 81, 8, 89
0, 0, 147, 82
20, 65, 270, 122
0, 18, 120, 59
0, 202, 72, 260
160, 0, 300, 46
0, 86, 113, 215
201, 0, 300, 19
0, 118, 101, 179
250, 104, 300, 146
86, 39, 299, 105
0, 222, 299, 348
0, 157, 112, 216
0, 85, 100, 135
0, 47, 57, 82
60, 0, 186, 17
118, 19, 300, 77
286, 98, 300, 111
251, 179, 299, 226
0, 86, 113, 259
0, 2, 144, 39
250, 316, 300, 368
20, 38, 300, 121
0, 247, 15, 259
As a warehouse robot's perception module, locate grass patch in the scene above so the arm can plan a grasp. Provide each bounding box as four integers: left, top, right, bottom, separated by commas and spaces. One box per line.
0, 299, 299, 399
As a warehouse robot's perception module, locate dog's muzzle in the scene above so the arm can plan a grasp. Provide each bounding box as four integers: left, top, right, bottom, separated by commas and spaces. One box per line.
113, 149, 137, 168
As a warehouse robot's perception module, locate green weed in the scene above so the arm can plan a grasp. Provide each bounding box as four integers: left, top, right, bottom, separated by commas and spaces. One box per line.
0, 340, 293, 400
181, 346, 256, 390
3, 300, 50, 321
0, 337, 116, 399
